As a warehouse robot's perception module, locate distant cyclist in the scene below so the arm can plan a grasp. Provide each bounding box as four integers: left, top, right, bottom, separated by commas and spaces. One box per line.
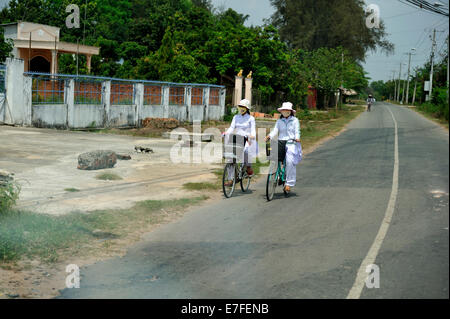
366, 94, 376, 112
222, 99, 257, 183
264, 102, 302, 193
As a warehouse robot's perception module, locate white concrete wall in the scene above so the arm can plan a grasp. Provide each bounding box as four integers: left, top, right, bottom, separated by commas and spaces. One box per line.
0, 93, 5, 123
32, 104, 67, 128
142, 105, 164, 119
71, 104, 104, 128
110, 105, 136, 127
3, 59, 225, 128
5, 58, 31, 125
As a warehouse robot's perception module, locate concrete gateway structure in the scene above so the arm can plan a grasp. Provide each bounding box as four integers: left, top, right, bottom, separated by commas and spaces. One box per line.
1, 21, 100, 74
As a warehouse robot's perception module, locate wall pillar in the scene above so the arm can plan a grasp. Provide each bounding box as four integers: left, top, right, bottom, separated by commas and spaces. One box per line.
234, 76, 243, 106
245, 77, 252, 106
220, 87, 226, 119
134, 83, 144, 127
186, 86, 192, 122
102, 81, 111, 128
5, 58, 27, 125
203, 87, 210, 121
162, 86, 170, 118
66, 78, 75, 128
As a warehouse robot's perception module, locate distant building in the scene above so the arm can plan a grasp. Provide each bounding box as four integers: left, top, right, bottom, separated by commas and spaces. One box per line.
1, 21, 100, 73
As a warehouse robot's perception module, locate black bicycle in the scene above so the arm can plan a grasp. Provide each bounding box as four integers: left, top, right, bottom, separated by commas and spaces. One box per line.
222, 134, 252, 198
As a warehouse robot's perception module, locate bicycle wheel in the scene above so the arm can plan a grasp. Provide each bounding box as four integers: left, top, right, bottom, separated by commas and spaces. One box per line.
223, 163, 236, 198
266, 162, 278, 201
240, 166, 251, 192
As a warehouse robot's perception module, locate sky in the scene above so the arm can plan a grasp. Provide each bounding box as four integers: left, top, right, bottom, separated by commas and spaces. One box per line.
212, 0, 449, 82
1, 0, 448, 82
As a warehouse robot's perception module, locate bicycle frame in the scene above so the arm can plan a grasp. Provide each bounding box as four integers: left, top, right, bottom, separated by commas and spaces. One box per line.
274, 159, 286, 184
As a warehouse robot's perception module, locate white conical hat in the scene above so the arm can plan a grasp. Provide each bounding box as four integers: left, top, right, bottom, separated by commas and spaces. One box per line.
238, 99, 251, 110
277, 102, 296, 114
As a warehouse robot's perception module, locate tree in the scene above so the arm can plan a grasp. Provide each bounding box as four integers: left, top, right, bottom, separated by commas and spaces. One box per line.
0, 28, 13, 63
269, 0, 394, 62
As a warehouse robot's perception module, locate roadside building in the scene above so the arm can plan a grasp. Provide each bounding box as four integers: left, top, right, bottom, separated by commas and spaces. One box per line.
1, 21, 100, 74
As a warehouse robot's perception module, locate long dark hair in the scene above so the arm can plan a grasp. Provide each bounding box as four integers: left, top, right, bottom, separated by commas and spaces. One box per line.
239, 108, 250, 115
281, 111, 294, 119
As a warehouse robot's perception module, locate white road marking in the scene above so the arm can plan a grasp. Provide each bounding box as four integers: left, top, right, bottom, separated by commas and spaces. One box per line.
347, 104, 399, 299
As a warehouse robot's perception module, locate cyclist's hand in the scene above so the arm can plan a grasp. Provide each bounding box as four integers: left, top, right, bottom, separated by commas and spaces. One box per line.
295, 139, 301, 143
264, 135, 270, 142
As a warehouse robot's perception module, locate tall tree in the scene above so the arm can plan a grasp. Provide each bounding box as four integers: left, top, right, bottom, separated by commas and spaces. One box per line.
269, 0, 393, 62
0, 28, 13, 63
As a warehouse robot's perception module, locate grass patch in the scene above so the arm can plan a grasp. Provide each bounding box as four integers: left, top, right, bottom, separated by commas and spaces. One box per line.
64, 188, 80, 193
95, 172, 123, 181
298, 105, 365, 151
411, 105, 449, 129
183, 182, 220, 190
0, 196, 208, 264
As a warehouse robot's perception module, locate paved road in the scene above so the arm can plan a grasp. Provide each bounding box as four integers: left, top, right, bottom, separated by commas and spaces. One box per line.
59, 103, 449, 299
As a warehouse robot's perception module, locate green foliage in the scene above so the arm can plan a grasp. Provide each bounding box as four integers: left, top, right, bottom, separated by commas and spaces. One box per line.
0, 28, 13, 63
421, 87, 449, 121
269, 0, 394, 62
0, 182, 20, 214
1, 0, 370, 103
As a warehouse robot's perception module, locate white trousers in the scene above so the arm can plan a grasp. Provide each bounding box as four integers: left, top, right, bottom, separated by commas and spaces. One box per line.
284, 142, 302, 187
285, 150, 297, 187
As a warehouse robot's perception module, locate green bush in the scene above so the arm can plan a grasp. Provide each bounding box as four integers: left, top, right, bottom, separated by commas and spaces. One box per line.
223, 114, 234, 122
417, 87, 449, 121
0, 182, 20, 214
296, 109, 313, 120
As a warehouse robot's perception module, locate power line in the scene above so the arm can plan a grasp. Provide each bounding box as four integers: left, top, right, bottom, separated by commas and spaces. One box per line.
398, 0, 449, 17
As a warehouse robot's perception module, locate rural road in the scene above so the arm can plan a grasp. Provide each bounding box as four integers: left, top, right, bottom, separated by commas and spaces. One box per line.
59, 102, 449, 299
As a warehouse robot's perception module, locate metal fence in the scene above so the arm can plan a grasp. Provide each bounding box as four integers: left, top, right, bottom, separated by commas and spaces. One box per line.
209, 88, 220, 106
191, 87, 203, 105
74, 77, 103, 105
143, 84, 162, 105
24, 72, 224, 107
169, 86, 185, 105
111, 81, 134, 105
31, 76, 65, 104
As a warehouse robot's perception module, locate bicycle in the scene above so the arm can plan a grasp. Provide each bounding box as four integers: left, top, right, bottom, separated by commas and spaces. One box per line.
222, 134, 252, 198
265, 139, 296, 201
367, 102, 372, 112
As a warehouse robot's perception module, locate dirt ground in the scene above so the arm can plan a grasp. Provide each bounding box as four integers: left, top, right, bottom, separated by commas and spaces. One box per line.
0, 125, 225, 215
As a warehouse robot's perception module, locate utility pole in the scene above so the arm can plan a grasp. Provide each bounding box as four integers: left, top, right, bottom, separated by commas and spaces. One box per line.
412, 70, 418, 105
447, 35, 449, 106
83, 0, 87, 44
405, 49, 416, 105
401, 71, 406, 104
391, 71, 396, 101
397, 62, 403, 102
429, 29, 437, 101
